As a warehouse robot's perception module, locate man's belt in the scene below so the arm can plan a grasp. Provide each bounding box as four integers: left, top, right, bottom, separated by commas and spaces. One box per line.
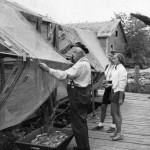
68, 84, 91, 89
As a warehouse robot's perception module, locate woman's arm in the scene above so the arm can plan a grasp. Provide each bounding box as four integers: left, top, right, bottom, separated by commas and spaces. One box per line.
118, 68, 127, 91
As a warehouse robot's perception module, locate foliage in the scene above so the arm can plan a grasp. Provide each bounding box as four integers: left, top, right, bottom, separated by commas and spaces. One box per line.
113, 12, 150, 60
0, 117, 44, 150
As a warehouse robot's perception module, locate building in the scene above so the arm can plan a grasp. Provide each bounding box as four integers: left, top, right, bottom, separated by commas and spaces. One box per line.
66, 19, 127, 55
97, 19, 127, 55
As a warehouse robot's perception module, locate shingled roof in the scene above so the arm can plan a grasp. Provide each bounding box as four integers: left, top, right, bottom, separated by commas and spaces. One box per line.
96, 19, 120, 37
66, 19, 127, 42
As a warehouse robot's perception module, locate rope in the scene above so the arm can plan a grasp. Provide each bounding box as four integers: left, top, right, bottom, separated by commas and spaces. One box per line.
48, 98, 69, 126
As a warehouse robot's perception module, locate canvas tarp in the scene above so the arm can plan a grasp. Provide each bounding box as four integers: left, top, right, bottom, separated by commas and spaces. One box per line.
74, 28, 109, 72
59, 26, 109, 72
0, 3, 70, 63
0, 4, 71, 130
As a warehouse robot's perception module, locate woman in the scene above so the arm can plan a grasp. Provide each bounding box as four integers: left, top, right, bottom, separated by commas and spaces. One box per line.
109, 53, 127, 141
92, 51, 116, 132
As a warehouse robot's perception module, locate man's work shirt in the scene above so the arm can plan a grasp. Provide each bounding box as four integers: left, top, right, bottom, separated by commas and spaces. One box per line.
48, 57, 91, 87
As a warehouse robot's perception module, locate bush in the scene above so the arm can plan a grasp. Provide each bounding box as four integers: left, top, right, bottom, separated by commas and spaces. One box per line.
132, 54, 145, 68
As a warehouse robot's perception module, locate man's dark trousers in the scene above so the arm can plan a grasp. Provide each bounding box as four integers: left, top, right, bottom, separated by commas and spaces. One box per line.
67, 85, 91, 150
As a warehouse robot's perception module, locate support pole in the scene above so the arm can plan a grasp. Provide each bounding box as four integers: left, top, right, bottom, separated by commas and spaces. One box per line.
134, 65, 139, 92
0, 58, 5, 92
91, 74, 96, 117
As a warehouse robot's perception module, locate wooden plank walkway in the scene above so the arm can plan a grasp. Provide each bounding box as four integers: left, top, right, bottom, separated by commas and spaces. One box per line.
66, 90, 150, 150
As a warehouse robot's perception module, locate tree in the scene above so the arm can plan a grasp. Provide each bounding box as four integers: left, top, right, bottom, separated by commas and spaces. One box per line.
113, 12, 150, 60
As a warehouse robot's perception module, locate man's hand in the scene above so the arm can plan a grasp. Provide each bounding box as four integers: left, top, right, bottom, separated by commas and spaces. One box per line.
105, 83, 112, 88
102, 80, 107, 88
39, 62, 49, 72
102, 80, 112, 88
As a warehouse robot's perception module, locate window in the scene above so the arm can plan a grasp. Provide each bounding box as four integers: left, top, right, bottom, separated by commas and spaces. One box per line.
116, 31, 118, 37
111, 44, 113, 51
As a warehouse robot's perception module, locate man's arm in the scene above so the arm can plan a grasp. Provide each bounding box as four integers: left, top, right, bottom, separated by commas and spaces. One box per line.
118, 68, 127, 104
65, 63, 81, 79
39, 62, 80, 80
39, 63, 67, 80
118, 69, 127, 90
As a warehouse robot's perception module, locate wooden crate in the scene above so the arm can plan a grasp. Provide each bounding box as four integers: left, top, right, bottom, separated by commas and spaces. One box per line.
15, 126, 74, 150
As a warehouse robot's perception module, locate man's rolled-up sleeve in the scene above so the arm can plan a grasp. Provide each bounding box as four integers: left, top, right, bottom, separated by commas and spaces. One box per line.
48, 68, 67, 80
48, 63, 81, 80
65, 63, 80, 79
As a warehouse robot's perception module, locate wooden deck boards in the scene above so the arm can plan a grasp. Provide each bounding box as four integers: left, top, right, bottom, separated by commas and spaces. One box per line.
66, 90, 150, 150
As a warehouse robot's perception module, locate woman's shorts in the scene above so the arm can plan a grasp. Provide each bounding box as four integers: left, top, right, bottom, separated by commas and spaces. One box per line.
110, 91, 125, 104
102, 86, 112, 104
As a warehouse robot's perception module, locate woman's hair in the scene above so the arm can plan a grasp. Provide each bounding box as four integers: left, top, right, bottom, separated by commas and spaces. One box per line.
116, 53, 126, 65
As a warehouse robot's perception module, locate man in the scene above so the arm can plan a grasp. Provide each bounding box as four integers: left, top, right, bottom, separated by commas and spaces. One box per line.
39, 44, 91, 150
92, 51, 116, 133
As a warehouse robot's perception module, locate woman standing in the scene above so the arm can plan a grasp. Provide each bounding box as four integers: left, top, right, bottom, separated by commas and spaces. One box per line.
92, 51, 116, 132
109, 53, 127, 141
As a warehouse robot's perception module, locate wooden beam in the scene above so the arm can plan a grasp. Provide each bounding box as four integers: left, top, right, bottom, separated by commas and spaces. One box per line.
106, 38, 109, 56
20, 11, 42, 23
47, 23, 51, 39
91, 74, 96, 117
0, 58, 5, 92
36, 18, 42, 33
53, 25, 59, 51
51, 88, 57, 107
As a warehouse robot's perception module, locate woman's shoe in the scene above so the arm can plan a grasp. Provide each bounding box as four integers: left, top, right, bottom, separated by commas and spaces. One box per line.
107, 127, 116, 133
112, 133, 123, 141
110, 130, 117, 137
92, 126, 103, 131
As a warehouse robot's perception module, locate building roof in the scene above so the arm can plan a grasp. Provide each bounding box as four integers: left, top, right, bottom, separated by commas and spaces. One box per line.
96, 19, 120, 37
0, 0, 57, 23
66, 19, 127, 42
97, 19, 127, 43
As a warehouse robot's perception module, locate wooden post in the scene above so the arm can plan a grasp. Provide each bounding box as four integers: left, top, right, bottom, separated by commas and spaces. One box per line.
91, 74, 96, 117
0, 58, 5, 92
134, 65, 139, 92
106, 38, 109, 56
47, 23, 51, 40
52, 88, 57, 107
53, 25, 59, 51
36, 18, 42, 33
51, 25, 59, 113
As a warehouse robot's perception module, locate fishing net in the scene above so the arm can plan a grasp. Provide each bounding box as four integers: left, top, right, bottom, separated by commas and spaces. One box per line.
0, 3, 70, 130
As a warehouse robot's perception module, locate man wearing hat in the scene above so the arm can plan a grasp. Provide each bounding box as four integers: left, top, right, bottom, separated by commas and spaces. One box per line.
39, 43, 91, 150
